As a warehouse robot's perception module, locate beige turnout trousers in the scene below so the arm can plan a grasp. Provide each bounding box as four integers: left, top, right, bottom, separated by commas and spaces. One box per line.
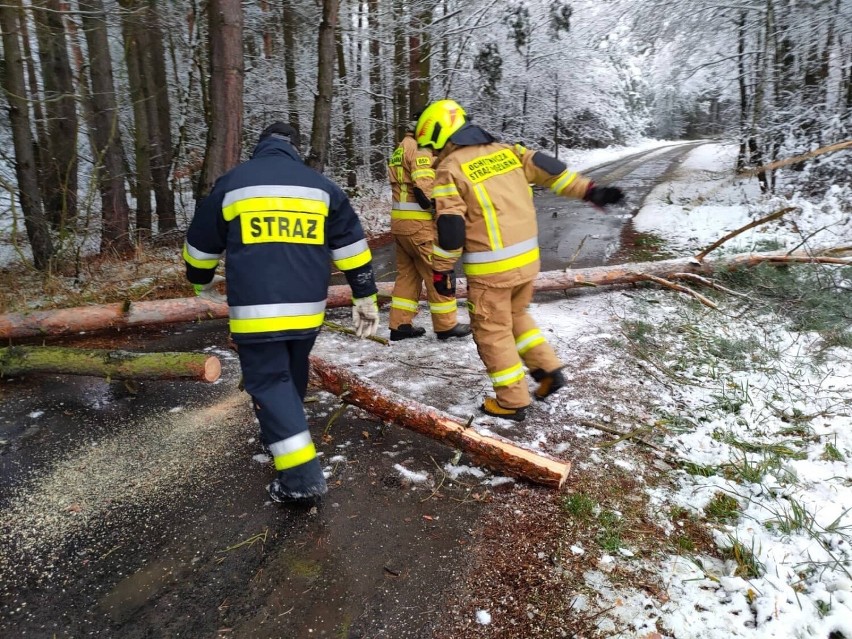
467, 280, 562, 408
389, 225, 458, 332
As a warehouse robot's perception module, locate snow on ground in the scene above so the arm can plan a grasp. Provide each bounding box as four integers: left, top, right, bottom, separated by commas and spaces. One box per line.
317, 142, 852, 638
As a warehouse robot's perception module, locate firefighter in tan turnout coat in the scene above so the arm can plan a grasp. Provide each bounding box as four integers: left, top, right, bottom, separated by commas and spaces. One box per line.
415, 100, 625, 421
387, 121, 471, 341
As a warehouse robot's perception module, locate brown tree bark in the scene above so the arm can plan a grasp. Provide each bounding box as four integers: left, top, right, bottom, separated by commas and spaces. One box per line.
3, 251, 849, 341
408, 0, 431, 117
309, 356, 571, 489
306, 0, 338, 172
0, 1, 56, 270
0, 346, 221, 382
120, 0, 153, 239
367, 0, 387, 180
32, 0, 78, 231
392, 0, 407, 142
197, 0, 244, 198
79, 0, 133, 254
281, 0, 301, 134
335, 16, 357, 188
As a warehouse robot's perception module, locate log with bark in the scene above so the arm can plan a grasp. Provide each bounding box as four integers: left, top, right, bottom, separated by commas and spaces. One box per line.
309, 356, 571, 490
0, 346, 221, 382
1, 250, 849, 340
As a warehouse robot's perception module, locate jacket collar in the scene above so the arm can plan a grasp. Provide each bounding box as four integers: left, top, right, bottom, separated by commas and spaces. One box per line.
251, 136, 302, 162
437, 124, 496, 162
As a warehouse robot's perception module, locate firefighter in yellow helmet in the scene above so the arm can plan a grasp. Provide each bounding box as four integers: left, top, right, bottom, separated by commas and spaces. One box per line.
386, 113, 471, 341
416, 100, 624, 421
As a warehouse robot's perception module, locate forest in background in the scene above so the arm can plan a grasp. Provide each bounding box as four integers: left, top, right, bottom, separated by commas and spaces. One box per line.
0, 0, 849, 270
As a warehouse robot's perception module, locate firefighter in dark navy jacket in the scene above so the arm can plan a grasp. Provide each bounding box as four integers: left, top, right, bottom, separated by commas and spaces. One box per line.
183, 122, 379, 505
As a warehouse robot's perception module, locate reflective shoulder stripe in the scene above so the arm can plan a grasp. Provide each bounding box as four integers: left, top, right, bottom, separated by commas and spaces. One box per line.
331, 239, 372, 271
183, 242, 222, 269
551, 170, 578, 195
432, 183, 459, 198
222, 185, 331, 221
432, 244, 462, 259
269, 431, 317, 471
514, 143, 527, 156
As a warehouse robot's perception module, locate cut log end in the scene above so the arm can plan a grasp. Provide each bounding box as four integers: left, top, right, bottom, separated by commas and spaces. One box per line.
204, 356, 222, 383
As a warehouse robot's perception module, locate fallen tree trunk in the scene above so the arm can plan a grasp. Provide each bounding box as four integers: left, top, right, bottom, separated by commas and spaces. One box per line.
1, 250, 849, 340
0, 346, 221, 382
309, 356, 570, 490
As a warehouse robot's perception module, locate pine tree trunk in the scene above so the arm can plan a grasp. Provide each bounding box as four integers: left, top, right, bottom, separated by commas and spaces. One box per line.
79, 0, 133, 254
281, 0, 301, 134
32, 0, 78, 232
392, 0, 407, 143
367, 0, 386, 180
0, 346, 221, 382
408, 1, 431, 117
120, 0, 153, 239
309, 357, 571, 489
335, 16, 357, 188
307, 0, 338, 172
197, 0, 244, 198
0, 2, 55, 270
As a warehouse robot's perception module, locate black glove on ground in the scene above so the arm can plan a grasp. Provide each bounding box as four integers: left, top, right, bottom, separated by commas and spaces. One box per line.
433, 270, 456, 296
584, 185, 625, 207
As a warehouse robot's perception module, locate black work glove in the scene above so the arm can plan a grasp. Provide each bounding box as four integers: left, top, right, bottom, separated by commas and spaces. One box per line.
584, 184, 624, 207
432, 270, 456, 296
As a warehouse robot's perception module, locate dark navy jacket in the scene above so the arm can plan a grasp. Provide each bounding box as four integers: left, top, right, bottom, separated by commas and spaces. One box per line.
184, 136, 377, 343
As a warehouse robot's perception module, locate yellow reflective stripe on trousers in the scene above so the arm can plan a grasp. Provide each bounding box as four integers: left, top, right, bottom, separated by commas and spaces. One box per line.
489, 362, 525, 387
229, 300, 326, 334
473, 184, 503, 249
269, 431, 317, 471
331, 238, 372, 271
432, 183, 459, 198
391, 297, 419, 312
183, 242, 221, 269
551, 170, 578, 195
516, 328, 546, 355
429, 300, 457, 314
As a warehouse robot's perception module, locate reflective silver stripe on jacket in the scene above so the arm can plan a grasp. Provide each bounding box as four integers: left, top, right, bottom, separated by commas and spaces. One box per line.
391, 201, 428, 212
269, 431, 314, 458
185, 242, 223, 261
229, 300, 327, 319
222, 184, 331, 208
462, 237, 539, 264
330, 238, 369, 261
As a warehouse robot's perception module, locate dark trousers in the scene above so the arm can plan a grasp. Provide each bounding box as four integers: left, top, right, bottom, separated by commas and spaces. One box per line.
237, 337, 325, 493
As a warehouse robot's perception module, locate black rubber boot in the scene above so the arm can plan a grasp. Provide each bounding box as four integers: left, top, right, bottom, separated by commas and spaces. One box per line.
389, 324, 427, 341
267, 458, 328, 506
532, 367, 566, 400
435, 323, 472, 340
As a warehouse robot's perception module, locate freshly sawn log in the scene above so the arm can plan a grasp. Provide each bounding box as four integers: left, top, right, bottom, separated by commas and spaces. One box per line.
1, 251, 849, 340
0, 346, 221, 382
309, 356, 570, 490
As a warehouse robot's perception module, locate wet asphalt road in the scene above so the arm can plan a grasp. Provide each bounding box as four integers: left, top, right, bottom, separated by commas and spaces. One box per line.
0, 142, 707, 638
365, 142, 706, 279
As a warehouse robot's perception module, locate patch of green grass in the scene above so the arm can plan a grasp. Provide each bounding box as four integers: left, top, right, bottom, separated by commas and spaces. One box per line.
765, 497, 816, 535
562, 492, 597, 520
704, 492, 741, 524
721, 453, 780, 484
622, 319, 656, 345
655, 410, 697, 434
596, 510, 624, 552
675, 535, 696, 552
723, 535, 764, 578
682, 462, 717, 477
627, 231, 675, 262
706, 335, 764, 366
822, 442, 844, 462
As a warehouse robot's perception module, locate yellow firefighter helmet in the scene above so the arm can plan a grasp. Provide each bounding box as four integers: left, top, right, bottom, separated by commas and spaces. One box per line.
415, 100, 467, 150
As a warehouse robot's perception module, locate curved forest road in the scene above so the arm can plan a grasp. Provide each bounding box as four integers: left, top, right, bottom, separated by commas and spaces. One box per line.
0, 141, 707, 638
